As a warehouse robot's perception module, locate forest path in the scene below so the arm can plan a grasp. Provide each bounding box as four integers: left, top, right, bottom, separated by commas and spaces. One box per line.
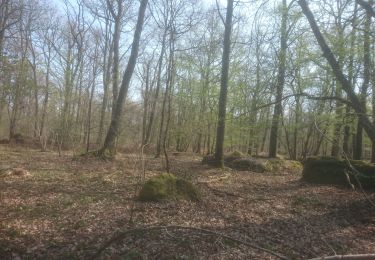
0, 145, 374, 259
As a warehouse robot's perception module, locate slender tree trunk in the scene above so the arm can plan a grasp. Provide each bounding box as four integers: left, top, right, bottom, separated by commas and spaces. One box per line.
142, 61, 151, 146
214, 0, 234, 167
98, 20, 113, 145
299, 0, 375, 144
269, 0, 287, 158
354, 1, 371, 159
144, 28, 168, 145
111, 13, 122, 116
99, 0, 148, 156
343, 3, 358, 157
87, 45, 99, 152
40, 50, 51, 140
156, 75, 169, 158
163, 30, 176, 172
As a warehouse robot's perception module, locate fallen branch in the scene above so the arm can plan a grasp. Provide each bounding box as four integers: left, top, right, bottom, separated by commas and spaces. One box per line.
309, 254, 375, 260
92, 225, 290, 260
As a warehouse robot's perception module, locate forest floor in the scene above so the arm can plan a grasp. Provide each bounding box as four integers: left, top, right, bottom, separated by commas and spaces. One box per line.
0, 145, 374, 260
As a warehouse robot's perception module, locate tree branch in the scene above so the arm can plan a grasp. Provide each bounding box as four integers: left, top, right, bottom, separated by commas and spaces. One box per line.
357, 0, 375, 18
92, 225, 290, 260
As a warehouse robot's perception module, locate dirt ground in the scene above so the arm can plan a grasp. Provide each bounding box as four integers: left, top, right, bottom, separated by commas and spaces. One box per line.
1, 145, 374, 259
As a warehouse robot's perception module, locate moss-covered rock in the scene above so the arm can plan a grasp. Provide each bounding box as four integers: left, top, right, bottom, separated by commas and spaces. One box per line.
138, 173, 200, 202
264, 159, 284, 172
302, 156, 375, 189
224, 151, 244, 163
229, 158, 267, 172
264, 159, 303, 173
203, 153, 302, 174
287, 160, 303, 172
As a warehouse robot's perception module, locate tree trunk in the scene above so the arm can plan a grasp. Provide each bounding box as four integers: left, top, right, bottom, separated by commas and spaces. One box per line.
142, 61, 151, 146
343, 3, 358, 157
354, 0, 371, 160
143, 28, 168, 145
111, 13, 122, 116
98, 19, 113, 145
269, 0, 287, 158
214, 0, 234, 167
99, 0, 148, 156
299, 0, 375, 145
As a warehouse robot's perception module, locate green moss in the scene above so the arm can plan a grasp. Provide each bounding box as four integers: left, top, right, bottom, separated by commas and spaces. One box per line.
229, 158, 267, 173
302, 156, 375, 189
264, 159, 284, 172
138, 173, 200, 202
175, 179, 200, 201
288, 160, 303, 172
264, 159, 302, 173
224, 151, 244, 163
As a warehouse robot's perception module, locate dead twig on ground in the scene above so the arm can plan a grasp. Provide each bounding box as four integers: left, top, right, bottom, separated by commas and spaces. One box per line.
91, 225, 290, 260
309, 254, 375, 260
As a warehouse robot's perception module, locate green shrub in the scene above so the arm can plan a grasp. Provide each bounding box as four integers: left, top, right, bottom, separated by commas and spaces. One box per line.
302, 157, 375, 189
139, 173, 200, 202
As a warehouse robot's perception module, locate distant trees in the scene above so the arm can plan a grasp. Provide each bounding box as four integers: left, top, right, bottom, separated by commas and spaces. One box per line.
299, 0, 375, 160
1, 0, 375, 162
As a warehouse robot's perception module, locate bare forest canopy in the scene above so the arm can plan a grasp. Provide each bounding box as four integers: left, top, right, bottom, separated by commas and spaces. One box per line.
2, 0, 375, 163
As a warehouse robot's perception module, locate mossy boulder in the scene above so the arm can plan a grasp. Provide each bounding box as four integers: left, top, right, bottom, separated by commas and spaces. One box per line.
288, 160, 303, 172
224, 151, 244, 163
264, 159, 284, 172
203, 153, 302, 174
302, 156, 375, 189
139, 173, 200, 202
229, 158, 267, 172
264, 159, 302, 173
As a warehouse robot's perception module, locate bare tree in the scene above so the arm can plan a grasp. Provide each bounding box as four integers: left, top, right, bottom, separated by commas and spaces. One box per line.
98, 0, 148, 157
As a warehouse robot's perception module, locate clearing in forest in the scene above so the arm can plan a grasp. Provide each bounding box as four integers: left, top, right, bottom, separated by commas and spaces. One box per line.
0, 145, 374, 259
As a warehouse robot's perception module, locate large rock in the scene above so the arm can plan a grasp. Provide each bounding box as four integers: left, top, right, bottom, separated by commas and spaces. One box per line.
138, 173, 200, 202
302, 156, 375, 189
229, 158, 267, 172
202, 153, 302, 174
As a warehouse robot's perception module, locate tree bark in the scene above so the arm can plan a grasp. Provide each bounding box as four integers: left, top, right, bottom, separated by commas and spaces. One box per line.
99, 0, 148, 156
269, 0, 287, 158
354, 0, 371, 160
214, 0, 234, 167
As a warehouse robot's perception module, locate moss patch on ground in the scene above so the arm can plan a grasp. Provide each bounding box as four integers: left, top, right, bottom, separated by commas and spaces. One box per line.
138, 173, 200, 202
302, 156, 375, 189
